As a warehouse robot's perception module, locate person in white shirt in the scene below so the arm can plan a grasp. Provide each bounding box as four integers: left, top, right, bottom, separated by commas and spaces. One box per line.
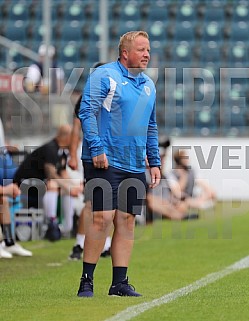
25, 44, 64, 94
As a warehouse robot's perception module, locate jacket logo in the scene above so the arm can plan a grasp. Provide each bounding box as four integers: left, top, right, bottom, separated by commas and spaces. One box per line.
121, 81, 128, 85
144, 86, 151, 96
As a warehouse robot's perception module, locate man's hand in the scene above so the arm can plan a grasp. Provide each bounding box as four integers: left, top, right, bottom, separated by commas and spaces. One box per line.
2, 183, 21, 198
92, 153, 109, 169
149, 167, 161, 188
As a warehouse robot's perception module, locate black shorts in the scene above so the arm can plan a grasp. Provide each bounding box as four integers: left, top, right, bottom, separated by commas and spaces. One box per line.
83, 162, 147, 215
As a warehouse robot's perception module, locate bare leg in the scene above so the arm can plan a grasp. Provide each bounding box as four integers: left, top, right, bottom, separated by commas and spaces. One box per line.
111, 210, 135, 267
83, 202, 114, 263
0, 196, 11, 225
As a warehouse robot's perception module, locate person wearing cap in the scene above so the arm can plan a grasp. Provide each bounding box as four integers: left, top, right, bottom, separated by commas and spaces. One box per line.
25, 44, 64, 94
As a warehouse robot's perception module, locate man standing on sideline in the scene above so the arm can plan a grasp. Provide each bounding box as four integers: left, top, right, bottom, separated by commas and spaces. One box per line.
77, 31, 161, 297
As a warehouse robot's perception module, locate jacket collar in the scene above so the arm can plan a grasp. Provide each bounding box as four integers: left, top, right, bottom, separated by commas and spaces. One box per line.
117, 60, 146, 85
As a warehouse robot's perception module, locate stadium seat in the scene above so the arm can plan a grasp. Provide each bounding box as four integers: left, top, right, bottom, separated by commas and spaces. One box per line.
170, 42, 194, 66
109, 20, 141, 40
83, 1, 99, 20
29, 2, 63, 21
176, 2, 197, 22
27, 21, 58, 42
147, 1, 168, 21
120, 1, 140, 21
232, 3, 249, 22
226, 43, 249, 67
149, 21, 167, 42
221, 106, 247, 135
198, 42, 222, 67
63, 2, 84, 21
164, 104, 191, 136
58, 42, 81, 65
194, 107, 219, 136
59, 21, 83, 42
173, 21, 196, 43
201, 21, 224, 43
8, 1, 29, 21
4, 20, 28, 41
230, 21, 249, 43
203, 2, 225, 22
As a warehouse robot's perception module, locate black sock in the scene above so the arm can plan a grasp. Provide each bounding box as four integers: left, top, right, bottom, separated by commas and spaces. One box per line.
1, 224, 15, 247
82, 262, 96, 279
112, 267, 127, 286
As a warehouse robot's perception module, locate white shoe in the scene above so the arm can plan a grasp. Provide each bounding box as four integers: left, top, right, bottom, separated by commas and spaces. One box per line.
0, 244, 13, 258
4, 243, 32, 257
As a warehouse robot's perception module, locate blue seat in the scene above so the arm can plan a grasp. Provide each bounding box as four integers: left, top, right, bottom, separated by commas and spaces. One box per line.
29, 2, 62, 21
232, 3, 249, 22
164, 104, 191, 136
149, 21, 167, 42
147, 1, 168, 21
63, 2, 84, 21
173, 21, 196, 43
4, 20, 28, 41
226, 43, 249, 67
8, 1, 29, 21
83, 1, 98, 20
59, 21, 83, 42
198, 42, 222, 66
27, 21, 58, 42
194, 107, 218, 136
222, 106, 247, 133
204, 3, 225, 22
176, 2, 197, 22
170, 42, 194, 65
202, 21, 224, 43
120, 1, 140, 21
230, 21, 249, 43
58, 42, 81, 64
109, 20, 141, 40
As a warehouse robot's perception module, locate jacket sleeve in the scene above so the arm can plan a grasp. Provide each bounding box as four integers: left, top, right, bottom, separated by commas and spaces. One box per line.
78, 69, 110, 158
146, 100, 161, 167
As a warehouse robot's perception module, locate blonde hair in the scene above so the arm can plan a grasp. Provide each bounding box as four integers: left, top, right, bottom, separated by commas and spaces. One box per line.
118, 31, 149, 56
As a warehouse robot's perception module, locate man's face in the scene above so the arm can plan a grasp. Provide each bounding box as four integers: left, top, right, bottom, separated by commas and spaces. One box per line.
125, 36, 150, 73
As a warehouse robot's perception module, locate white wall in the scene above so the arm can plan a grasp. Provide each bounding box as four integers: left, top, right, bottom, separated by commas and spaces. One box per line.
164, 137, 249, 201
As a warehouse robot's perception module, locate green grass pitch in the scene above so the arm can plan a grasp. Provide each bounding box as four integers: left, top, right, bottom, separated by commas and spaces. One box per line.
1, 201, 249, 321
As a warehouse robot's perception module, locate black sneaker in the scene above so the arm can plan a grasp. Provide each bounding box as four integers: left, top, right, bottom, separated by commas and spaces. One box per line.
44, 220, 61, 242
182, 213, 199, 220
100, 248, 111, 257
77, 274, 93, 297
108, 277, 142, 297
68, 245, 83, 261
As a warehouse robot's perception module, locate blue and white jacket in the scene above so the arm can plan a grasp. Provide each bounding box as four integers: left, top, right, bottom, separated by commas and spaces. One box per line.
78, 60, 161, 173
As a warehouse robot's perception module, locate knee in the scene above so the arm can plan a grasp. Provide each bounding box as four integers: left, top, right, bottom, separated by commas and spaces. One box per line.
92, 211, 114, 232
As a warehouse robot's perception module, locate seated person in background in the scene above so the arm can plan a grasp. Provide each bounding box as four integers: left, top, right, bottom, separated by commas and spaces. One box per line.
146, 138, 190, 221
13, 124, 82, 241
0, 183, 32, 258
168, 149, 216, 210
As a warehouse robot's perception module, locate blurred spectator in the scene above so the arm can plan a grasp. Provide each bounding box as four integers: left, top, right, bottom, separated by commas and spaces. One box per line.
25, 44, 64, 94
168, 149, 216, 210
13, 124, 82, 241
0, 183, 32, 258
146, 138, 190, 221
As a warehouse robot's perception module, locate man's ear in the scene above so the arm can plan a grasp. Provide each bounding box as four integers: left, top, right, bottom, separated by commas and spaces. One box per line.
122, 49, 128, 60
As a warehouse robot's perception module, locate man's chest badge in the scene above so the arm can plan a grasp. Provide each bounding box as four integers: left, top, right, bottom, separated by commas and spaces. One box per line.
144, 86, 151, 96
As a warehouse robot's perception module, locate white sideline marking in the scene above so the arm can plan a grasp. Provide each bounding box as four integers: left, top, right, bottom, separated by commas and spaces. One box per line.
105, 256, 249, 321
